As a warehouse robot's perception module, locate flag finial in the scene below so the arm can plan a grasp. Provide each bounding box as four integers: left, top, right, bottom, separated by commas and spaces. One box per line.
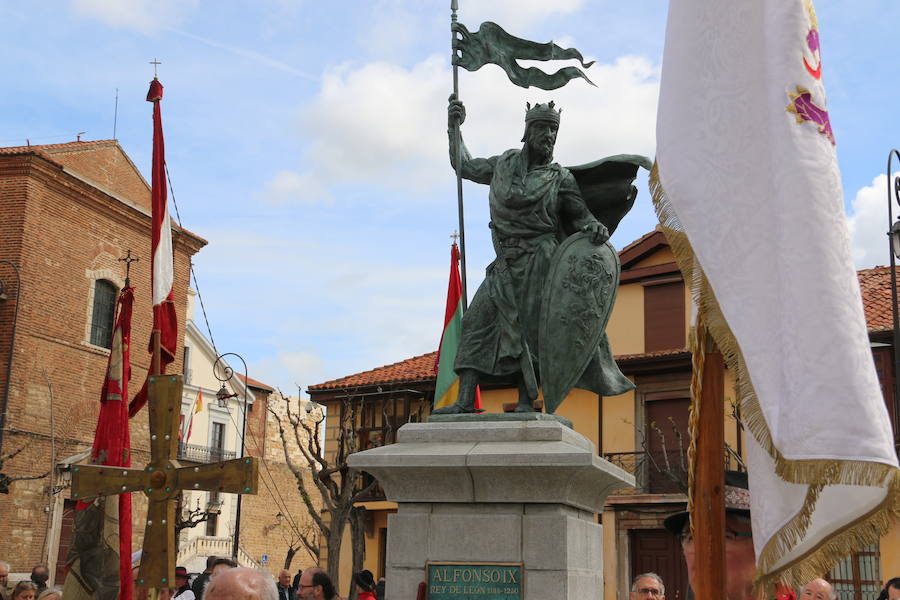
118, 249, 139, 287
450, 230, 460, 245
149, 58, 161, 79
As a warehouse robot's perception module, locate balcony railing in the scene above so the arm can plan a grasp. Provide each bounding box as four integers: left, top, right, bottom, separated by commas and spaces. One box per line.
603, 449, 744, 495
178, 442, 236, 464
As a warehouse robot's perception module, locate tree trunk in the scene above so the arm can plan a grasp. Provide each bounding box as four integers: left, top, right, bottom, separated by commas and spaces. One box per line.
326, 510, 351, 588
350, 506, 366, 576
284, 546, 297, 570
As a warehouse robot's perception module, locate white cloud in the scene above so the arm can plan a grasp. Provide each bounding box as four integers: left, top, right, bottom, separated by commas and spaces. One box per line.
265, 53, 659, 205
848, 173, 894, 269
253, 350, 326, 395
260, 170, 331, 204
70, 0, 198, 34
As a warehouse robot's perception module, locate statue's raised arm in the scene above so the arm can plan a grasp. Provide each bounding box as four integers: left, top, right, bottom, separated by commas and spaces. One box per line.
447, 94, 498, 185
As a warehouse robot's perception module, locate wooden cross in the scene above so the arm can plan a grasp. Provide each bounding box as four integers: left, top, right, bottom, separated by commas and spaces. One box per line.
71, 374, 259, 588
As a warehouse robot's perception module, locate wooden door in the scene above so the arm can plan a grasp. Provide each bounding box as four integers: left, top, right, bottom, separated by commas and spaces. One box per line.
630, 528, 689, 600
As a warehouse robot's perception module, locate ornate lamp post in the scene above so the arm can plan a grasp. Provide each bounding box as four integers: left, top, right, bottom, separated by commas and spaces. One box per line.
886, 150, 900, 445
212, 352, 249, 562
0, 260, 21, 456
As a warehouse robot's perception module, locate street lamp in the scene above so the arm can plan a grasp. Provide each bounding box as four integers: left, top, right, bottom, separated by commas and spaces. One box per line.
886, 149, 900, 445
212, 352, 249, 562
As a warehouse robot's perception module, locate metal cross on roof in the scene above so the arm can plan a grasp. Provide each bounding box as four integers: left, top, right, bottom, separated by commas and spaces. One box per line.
71, 375, 259, 588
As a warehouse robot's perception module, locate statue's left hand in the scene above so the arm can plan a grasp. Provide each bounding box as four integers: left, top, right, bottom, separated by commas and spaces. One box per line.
582, 221, 610, 245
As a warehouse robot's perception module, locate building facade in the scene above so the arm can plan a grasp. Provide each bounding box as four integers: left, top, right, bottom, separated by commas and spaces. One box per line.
0, 140, 205, 583
308, 229, 900, 600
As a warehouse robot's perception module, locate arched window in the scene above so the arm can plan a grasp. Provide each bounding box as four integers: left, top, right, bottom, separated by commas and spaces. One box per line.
89, 279, 117, 348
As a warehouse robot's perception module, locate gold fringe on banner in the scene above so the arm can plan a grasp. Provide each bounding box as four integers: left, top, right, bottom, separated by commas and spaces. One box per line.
686, 314, 706, 539
648, 161, 900, 592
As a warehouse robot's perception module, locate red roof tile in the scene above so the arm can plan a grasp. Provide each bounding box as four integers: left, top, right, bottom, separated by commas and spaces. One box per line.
858, 266, 893, 332
307, 266, 898, 390
0, 139, 117, 154
237, 373, 274, 392
308, 352, 438, 391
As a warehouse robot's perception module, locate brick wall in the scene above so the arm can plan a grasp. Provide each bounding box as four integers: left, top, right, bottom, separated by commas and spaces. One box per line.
0, 148, 204, 576
238, 392, 323, 576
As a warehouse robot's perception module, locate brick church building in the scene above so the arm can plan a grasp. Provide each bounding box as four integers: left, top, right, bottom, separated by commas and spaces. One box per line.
0, 140, 205, 582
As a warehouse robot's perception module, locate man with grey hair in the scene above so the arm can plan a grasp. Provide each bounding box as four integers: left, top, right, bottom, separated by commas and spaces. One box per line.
0, 561, 9, 600
800, 578, 836, 600
630, 573, 666, 600
205, 568, 277, 600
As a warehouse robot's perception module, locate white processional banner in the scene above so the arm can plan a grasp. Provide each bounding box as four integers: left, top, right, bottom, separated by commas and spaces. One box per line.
653, 0, 900, 587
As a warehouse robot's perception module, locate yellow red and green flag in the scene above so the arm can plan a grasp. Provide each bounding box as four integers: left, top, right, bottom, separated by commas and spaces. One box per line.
433, 242, 480, 410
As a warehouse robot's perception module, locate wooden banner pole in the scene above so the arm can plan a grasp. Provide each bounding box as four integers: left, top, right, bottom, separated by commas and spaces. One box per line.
693, 341, 726, 600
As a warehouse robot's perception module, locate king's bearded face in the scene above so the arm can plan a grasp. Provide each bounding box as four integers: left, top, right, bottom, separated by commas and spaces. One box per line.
524, 120, 558, 163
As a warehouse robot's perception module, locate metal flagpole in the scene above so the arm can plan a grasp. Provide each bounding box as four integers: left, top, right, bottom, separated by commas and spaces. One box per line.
451, 0, 468, 309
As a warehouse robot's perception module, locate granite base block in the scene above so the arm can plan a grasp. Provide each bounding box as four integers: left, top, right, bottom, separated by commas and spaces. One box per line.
349, 421, 633, 600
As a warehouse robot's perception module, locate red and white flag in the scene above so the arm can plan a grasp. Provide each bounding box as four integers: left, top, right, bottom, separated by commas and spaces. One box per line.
129, 77, 178, 417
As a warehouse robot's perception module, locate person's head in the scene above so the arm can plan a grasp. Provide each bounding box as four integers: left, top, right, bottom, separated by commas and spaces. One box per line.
278, 571, 291, 588
36, 590, 61, 600
0, 561, 9, 587
205, 568, 277, 600
12, 582, 38, 600
521, 102, 560, 164
158, 588, 177, 600
665, 471, 755, 600
175, 567, 191, 588
298, 568, 335, 600
30, 566, 49, 585
352, 570, 375, 594
211, 558, 238, 578
883, 578, 900, 600
800, 579, 835, 600
630, 573, 665, 600
207, 556, 219, 572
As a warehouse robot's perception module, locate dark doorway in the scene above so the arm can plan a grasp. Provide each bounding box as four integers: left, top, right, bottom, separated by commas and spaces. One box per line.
54, 500, 77, 584
630, 528, 689, 600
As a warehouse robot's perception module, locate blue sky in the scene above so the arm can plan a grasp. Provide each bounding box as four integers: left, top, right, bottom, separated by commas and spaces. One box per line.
1, 1, 897, 394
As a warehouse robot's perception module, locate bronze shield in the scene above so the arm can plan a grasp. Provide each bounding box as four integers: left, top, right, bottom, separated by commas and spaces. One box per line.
539, 232, 620, 414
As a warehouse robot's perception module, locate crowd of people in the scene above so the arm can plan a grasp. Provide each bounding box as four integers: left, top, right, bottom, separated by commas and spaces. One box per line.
0, 560, 387, 600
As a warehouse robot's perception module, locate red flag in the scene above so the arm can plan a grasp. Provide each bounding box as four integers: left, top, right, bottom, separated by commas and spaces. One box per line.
129, 78, 177, 417
79, 286, 135, 600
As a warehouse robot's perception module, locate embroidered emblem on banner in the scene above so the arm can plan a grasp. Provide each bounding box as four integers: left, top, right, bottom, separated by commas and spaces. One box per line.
787, 86, 834, 145
786, 0, 834, 145
802, 0, 822, 79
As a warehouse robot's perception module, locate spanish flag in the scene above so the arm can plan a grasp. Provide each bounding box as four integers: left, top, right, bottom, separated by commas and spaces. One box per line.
433, 242, 480, 410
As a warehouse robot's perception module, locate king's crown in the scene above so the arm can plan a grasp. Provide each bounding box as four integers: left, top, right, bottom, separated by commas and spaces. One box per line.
525, 101, 561, 125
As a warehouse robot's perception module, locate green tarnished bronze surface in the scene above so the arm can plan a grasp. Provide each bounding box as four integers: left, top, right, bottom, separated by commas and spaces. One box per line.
427, 563, 522, 600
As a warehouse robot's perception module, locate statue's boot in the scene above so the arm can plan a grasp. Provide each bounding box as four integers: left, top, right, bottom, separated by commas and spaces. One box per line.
513, 378, 536, 413
432, 369, 480, 414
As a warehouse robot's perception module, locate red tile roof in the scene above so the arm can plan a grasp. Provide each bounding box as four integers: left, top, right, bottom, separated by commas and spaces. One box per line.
237, 373, 275, 392
859, 266, 893, 332
308, 352, 438, 391
306, 264, 898, 390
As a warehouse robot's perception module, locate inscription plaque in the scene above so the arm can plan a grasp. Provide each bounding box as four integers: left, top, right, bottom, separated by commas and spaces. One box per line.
426, 562, 522, 600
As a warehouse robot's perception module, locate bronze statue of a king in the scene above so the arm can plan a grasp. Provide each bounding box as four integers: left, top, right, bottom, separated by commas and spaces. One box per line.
434, 95, 650, 416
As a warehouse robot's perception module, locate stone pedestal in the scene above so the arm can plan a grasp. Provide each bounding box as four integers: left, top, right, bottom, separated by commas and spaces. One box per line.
348, 420, 634, 600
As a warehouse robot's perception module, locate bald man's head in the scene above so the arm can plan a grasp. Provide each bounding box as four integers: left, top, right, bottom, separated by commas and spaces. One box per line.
205, 568, 278, 600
